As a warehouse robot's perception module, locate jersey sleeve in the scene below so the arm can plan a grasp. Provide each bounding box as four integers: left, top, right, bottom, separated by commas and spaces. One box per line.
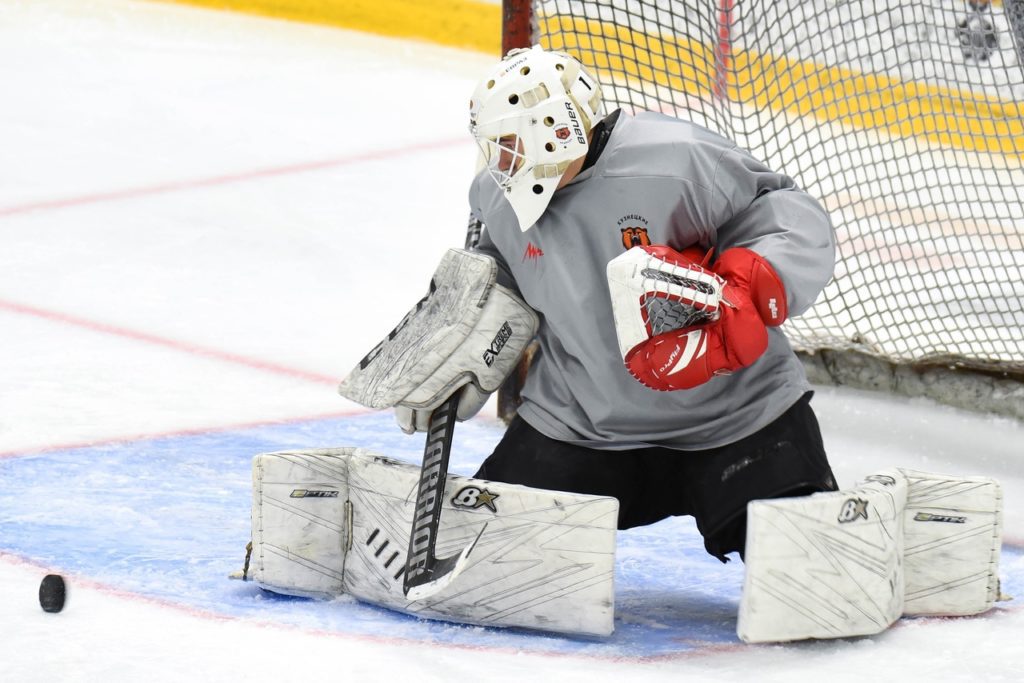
707, 147, 836, 317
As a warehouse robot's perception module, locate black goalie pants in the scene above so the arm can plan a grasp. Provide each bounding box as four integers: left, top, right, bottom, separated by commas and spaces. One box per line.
473, 392, 838, 562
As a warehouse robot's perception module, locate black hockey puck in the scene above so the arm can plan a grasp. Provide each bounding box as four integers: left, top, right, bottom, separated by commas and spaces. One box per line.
39, 574, 66, 613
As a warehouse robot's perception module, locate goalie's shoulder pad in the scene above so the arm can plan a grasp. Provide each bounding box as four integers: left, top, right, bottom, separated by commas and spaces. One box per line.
338, 248, 539, 410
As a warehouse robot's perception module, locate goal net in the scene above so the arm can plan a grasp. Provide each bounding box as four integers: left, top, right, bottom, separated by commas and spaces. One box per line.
502, 0, 1024, 413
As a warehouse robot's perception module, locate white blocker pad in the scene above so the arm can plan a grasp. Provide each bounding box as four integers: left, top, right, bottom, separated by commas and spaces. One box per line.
245, 448, 618, 637
901, 468, 1003, 616
737, 471, 907, 643
337, 248, 539, 410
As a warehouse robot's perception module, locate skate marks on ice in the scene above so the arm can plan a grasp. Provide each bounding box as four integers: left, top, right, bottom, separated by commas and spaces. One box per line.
0, 411, 1020, 658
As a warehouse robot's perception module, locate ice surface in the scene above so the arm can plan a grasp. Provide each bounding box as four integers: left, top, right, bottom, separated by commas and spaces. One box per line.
1, 1, 1022, 681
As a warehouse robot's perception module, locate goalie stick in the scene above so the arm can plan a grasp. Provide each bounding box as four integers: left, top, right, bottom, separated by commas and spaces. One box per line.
399, 217, 492, 600
403, 388, 486, 600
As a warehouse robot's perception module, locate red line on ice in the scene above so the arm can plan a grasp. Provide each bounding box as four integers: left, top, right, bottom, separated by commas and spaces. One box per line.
0, 549, 749, 663
0, 297, 339, 385
0, 137, 466, 216
0, 409, 370, 460
5, 546, 1021, 663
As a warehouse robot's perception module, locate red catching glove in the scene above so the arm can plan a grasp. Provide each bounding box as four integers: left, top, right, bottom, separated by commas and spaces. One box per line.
609, 245, 787, 391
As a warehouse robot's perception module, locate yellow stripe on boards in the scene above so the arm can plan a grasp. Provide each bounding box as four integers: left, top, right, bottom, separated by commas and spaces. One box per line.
157, 0, 503, 54
731, 50, 1024, 159
542, 15, 721, 102
537, 14, 1024, 159
544, 15, 720, 100
153, 2, 1023, 158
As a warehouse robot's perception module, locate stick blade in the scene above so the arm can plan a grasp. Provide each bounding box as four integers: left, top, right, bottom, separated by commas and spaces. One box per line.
403, 524, 486, 601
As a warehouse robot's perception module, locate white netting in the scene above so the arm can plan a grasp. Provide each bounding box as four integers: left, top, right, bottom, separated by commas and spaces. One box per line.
643, 294, 715, 335
527, 0, 1024, 374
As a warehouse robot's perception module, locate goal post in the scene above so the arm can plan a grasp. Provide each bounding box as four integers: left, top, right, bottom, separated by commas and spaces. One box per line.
496, 0, 1024, 420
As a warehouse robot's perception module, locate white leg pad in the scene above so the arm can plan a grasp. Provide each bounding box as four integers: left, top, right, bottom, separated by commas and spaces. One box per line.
900, 468, 1003, 617
737, 471, 907, 643
250, 449, 349, 599
247, 448, 618, 636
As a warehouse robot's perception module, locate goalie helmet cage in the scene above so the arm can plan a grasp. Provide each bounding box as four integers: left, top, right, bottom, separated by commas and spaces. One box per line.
501, 0, 1024, 419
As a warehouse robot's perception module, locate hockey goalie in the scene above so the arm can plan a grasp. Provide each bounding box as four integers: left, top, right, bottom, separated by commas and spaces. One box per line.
236, 248, 1004, 642
236, 45, 1005, 642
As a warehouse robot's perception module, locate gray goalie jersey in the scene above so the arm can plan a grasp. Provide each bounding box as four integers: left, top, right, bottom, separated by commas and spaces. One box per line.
469, 110, 836, 451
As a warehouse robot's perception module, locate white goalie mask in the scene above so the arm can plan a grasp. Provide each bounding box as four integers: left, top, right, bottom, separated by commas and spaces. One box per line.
469, 46, 604, 231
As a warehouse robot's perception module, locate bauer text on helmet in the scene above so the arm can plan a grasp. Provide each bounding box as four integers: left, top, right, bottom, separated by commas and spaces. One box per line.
469, 46, 604, 231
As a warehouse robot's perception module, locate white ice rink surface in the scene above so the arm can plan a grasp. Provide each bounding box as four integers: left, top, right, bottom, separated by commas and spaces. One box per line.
2, 1, 1024, 681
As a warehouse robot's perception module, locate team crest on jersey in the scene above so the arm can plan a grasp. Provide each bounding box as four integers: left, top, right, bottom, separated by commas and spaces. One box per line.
621, 227, 651, 249
617, 213, 651, 249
